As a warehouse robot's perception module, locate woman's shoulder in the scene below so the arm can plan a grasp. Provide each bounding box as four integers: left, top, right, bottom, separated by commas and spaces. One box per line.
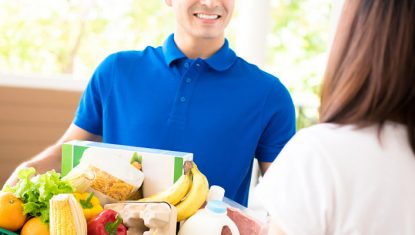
290, 123, 374, 154
293, 122, 410, 157
295, 123, 351, 139
299, 122, 406, 139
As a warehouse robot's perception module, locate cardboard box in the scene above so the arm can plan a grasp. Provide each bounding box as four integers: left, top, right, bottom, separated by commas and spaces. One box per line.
61, 140, 193, 197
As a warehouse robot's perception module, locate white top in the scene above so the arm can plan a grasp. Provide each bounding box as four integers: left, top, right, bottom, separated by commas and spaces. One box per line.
254, 122, 415, 235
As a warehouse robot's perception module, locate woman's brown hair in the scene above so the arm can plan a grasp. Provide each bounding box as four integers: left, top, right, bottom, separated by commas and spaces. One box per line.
320, 0, 415, 153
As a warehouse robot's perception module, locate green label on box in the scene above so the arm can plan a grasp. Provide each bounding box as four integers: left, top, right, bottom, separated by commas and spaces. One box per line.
61, 144, 73, 176
73, 146, 88, 167
174, 157, 183, 183
61, 144, 89, 176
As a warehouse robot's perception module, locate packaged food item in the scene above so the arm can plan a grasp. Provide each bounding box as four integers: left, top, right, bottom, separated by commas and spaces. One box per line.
222, 197, 269, 235
70, 148, 144, 204
61, 140, 193, 197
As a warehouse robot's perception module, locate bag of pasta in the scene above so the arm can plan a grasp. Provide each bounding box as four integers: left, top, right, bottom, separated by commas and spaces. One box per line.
66, 147, 145, 204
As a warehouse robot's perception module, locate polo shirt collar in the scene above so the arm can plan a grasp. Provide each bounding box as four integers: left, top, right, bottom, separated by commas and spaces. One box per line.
205, 39, 236, 71
162, 34, 236, 71
163, 34, 186, 66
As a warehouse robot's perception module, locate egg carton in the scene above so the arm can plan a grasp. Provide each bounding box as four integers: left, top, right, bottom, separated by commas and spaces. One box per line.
105, 201, 177, 235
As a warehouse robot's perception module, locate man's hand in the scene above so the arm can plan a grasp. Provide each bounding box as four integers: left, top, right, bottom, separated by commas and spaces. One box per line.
259, 161, 272, 175
3, 124, 101, 190
3, 163, 28, 189
2, 144, 61, 189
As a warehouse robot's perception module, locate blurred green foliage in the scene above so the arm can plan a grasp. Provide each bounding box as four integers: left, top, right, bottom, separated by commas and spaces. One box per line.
267, 0, 334, 129
0, 0, 334, 130
0, 0, 173, 76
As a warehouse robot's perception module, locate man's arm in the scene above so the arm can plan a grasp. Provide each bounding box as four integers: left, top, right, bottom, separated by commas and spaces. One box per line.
258, 161, 272, 175
3, 124, 101, 188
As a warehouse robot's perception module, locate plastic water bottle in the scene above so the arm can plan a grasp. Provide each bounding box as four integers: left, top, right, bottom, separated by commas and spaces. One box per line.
178, 200, 240, 235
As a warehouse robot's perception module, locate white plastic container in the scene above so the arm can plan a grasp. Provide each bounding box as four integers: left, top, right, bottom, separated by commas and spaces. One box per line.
178, 200, 240, 235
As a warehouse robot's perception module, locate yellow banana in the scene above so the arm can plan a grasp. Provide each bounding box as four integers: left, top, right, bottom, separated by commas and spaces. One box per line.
176, 162, 209, 221
139, 165, 192, 205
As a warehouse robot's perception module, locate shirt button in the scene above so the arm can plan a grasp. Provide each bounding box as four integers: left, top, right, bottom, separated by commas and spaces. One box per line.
184, 62, 189, 68
195, 63, 200, 67
186, 78, 192, 83
180, 97, 186, 102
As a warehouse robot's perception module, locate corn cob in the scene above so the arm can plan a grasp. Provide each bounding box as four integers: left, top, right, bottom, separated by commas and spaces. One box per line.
49, 194, 87, 235
62, 165, 95, 193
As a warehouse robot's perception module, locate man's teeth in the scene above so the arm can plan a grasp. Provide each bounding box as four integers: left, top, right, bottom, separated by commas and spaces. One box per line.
196, 13, 219, 20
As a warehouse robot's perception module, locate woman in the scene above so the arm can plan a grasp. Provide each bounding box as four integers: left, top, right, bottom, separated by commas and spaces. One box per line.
254, 0, 415, 234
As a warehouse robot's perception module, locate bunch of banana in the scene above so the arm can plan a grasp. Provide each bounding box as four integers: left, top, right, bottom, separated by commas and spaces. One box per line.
138, 164, 192, 205
138, 161, 209, 221
175, 162, 209, 221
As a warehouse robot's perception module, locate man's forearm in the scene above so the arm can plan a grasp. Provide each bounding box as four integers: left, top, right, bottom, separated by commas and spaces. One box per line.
259, 161, 272, 175
28, 144, 62, 173
3, 144, 62, 188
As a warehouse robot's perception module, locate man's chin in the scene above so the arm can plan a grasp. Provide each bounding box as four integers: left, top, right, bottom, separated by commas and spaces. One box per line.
193, 31, 225, 41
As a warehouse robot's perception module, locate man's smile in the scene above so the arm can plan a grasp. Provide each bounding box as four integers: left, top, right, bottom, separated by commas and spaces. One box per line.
194, 13, 221, 20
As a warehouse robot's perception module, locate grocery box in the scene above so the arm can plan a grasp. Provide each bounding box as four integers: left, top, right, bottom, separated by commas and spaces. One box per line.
61, 140, 193, 197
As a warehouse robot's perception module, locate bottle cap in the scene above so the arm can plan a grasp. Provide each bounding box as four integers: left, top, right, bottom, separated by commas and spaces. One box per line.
206, 200, 227, 214
207, 185, 225, 201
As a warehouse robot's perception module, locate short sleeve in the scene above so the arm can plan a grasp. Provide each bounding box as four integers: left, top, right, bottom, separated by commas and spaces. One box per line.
73, 53, 116, 135
253, 129, 335, 234
255, 79, 296, 162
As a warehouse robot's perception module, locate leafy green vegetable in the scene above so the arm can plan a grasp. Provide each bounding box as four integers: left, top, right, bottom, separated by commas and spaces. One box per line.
4, 167, 73, 223
130, 152, 142, 164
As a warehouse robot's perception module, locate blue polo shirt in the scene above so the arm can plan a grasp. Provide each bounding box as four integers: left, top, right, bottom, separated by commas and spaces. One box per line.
74, 34, 296, 206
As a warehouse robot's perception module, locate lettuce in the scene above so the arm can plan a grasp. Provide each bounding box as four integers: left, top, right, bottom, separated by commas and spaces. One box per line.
4, 167, 73, 223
